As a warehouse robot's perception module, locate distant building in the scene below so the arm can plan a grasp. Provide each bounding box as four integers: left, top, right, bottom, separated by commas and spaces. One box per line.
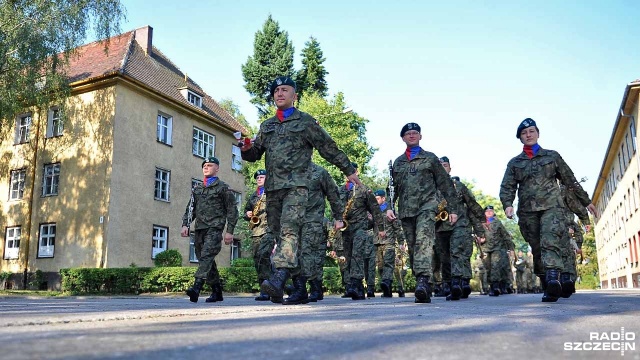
592, 80, 640, 289
0, 26, 248, 289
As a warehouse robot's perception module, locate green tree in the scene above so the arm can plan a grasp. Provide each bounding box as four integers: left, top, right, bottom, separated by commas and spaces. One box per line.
296, 36, 328, 98
218, 98, 255, 134
577, 228, 599, 289
241, 15, 294, 116
0, 0, 125, 123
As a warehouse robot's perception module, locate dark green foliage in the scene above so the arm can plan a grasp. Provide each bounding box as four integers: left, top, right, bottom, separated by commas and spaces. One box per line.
153, 249, 183, 267
231, 257, 254, 268
296, 36, 328, 98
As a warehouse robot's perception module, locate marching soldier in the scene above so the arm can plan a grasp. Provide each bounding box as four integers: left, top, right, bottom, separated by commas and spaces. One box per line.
327, 221, 350, 297
373, 189, 406, 297
500, 118, 597, 302
515, 250, 527, 293
479, 205, 514, 297
394, 241, 409, 297
559, 183, 591, 298
340, 164, 386, 300
387, 123, 460, 304
301, 163, 343, 303
243, 169, 273, 301
240, 76, 359, 303
181, 157, 238, 303
472, 254, 488, 295
364, 228, 377, 297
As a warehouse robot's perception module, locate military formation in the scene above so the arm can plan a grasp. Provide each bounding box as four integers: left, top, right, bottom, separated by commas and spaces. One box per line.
180, 76, 597, 305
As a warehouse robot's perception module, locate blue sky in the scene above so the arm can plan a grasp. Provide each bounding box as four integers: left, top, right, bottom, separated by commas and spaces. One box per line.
117, 0, 640, 198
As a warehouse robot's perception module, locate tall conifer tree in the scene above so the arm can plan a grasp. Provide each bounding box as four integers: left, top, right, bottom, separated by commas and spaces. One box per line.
296, 36, 328, 98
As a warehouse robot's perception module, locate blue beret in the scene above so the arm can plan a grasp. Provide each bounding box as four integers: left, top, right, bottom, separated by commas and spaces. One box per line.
374, 189, 386, 197
516, 118, 539, 139
439, 156, 450, 163
484, 205, 494, 211
400, 123, 421, 137
270, 76, 297, 97
254, 169, 266, 179
201, 157, 219, 167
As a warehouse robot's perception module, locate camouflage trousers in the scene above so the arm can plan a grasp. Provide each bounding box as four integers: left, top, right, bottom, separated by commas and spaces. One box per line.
266, 187, 308, 277
518, 208, 567, 275
394, 265, 407, 290
194, 227, 223, 285
485, 251, 504, 283
436, 225, 474, 281
375, 243, 396, 282
301, 221, 326, 281
562, 235, 578, 279
364, 234, 376, 288
252, 233, 274, 283
401, 211, 436, 278
499, 251, 513, 284
515, 270, 526, 290
474, 269, 488, 291
344, 221, 371, 282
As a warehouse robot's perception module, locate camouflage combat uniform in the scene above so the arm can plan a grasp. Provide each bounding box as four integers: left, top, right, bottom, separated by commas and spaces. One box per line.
473, 255, 488, 293
500, 147, 591, 276
302, 163, 343, 283
560, 184, 591, 281
241, 109, 356, 276
391, 150, 459, 280
182, 179, 238, 286
243, 188, 273, 286
373, 202, 405, 285
480, 218, 513, 283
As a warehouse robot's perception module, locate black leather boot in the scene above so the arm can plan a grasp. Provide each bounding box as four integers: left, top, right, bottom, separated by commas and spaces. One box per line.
488, 281, 501, 297
447, 277, 462, 301
433, 283, 443, 297
441, 282, 451, 297
499, 281, 508, 295
283, 276, 309, 305
414, 276, 431, 303
314, 279, 324, 301
397, 287, 405, 297
255, 291, 270, 301
545, 269, 562, 299
461, 278, 471, 299
186, 278, 204, 303
347, 279, 366, 300
560, 272, 574, 298
308, 279, 324, 302
206, 284, 223, 303
367, 286, 375, 298
381, 279, 393, 298
261, 268, 290, 299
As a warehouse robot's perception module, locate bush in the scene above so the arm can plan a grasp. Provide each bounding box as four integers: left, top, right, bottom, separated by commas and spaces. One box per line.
231, 257, 254, 268
154, 249, 183, 267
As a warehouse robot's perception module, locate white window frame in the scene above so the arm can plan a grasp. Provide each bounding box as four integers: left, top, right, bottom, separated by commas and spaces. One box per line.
157, 113, 173, 145
187, 91, 202, 108
9, 169, 26, 201
154, 168, 171, 201
189, 231, 198, 263
230, 239, 240, 262
38, 223, 56, 258
231, 145, 242, 171
4, 226, 21, 260
46, 107, 63, 138
192, 127, 215, 158
15, 114, 31, 144
42, 163, 60, 196
231, 191, 242, 212
152, 225, 168, 259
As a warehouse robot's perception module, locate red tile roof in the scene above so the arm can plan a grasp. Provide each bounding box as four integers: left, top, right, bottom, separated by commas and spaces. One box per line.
65, 27, 247, 134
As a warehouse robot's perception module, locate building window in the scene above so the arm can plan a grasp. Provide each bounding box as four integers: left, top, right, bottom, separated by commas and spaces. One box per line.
631, 119, 637, 153
4, 226, 21, 260
231, 145, 242, 171
192, 127, 215, 158
633, 181, 638, 211
230, 239, 240, 262
9, 169, 26, 201
46, 107, 63, 138
15, 114, 31, 144
157, 113, 173, 145
231, 191, 242, 212
187, 91, 202, 108
189, 231, 198, 263
38, 223, 56, 258
152, 225, 168, 259
42, 163, 60, 196
154, 168, 170, 201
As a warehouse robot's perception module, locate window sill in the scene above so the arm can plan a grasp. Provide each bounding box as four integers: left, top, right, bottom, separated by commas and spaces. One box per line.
156, 140, 173, 147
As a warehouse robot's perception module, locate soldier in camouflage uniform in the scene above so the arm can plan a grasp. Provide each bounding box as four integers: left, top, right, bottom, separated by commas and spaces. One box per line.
500, 118, 597, 302
241, 76, 359, 304
364, 228, 377, 297
515, 250, 527, 293
479, 205, 514, 297
243, 169, 273, 301
182, 157, 238, 303
373, 189, 406, 297
387, 123, 460, 304
394, 241, 409, 297
302, 163, 343, 302
340, 165, 386, 300
436, 158, 486, 301
327, 222, 350, 296
559, 183, 591, 298
472, 254, 488, 295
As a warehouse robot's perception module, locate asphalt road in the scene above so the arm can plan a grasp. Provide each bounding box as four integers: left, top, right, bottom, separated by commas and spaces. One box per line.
1, 290, 639, 360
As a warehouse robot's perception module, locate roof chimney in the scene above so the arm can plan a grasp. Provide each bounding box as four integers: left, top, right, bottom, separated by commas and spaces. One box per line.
135, 26, 153, 55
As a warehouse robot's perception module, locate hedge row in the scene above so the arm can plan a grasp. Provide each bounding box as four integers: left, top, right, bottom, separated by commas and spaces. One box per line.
59, 266, 417, 295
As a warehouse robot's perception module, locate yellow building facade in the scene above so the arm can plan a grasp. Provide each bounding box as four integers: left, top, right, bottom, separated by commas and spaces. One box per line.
592, 81, 640, 289
0, 26, 248, 289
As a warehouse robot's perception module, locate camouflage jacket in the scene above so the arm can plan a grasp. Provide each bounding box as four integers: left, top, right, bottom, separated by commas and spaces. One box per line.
339, 183, 385, 231
241, 109, 356, 191
561, 184, 591, 225
182, 178, 238, 233
306, 163, 344, 224
372, 203, 406, 245
500, 147, 591, 213
391, 149, 460, 220
243, 188, 268, 237
480, 219, 513, 253
436, 178, 485, 236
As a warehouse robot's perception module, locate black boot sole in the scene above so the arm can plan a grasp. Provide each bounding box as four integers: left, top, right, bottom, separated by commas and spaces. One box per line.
561, 281, 575, 298
381, 282, 392, 297
261, 280, 284, 298
546, 280, 562, 298
415, 288, 431, 303
186, 289, 199, 303
205, 297, 218, 303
